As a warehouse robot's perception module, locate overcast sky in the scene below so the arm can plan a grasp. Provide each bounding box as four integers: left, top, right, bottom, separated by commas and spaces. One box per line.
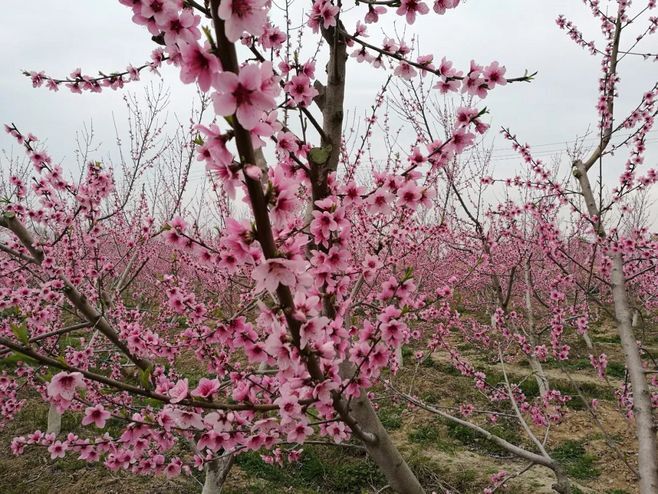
1, 1, 656, 207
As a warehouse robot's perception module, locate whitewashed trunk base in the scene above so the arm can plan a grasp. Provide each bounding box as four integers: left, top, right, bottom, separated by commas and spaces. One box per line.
46, 403, 62, 435
202, 456, 234, 494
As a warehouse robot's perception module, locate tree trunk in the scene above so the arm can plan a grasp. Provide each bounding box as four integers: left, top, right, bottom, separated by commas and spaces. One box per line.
528, 355, 550, 397
47, 403, 62, 435
610, 252, 658, 493
523, 259, 550, 397
337, 357, 423, 493
552, 465, 572, 494
349, 390, 425, 493
202, 455, 234, 494
581, 331, 593, 350
573, 158, 657, 493
632, 309, 640, 330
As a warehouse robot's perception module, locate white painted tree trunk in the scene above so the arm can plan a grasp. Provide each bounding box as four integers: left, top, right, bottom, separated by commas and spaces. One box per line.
395, 345, 403, 369
609, 252, 658, 493
581, 330, 593, 350
528, 355, 550, 397
201, 456, 234, 494
46, 403, 62, 435
574, 159, 658, 493
632, 309, 640, 328
523, 260, 550, 397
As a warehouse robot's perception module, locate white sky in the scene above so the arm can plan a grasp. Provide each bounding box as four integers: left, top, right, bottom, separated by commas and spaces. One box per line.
0, 1, 656, 213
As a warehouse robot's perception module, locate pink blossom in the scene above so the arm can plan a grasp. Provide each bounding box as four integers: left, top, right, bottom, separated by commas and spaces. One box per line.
433, 0, 460, 14
324, 421, 350, 443
82, 404, 111, 428
455, 106, 479, 127
310, 210, 339, 245
483, 61, 507, 88
284, 74, 319, 107
367, 188, 395, 214
10, 438, 26, 456
179, 42, 220, 92
365, 5, 386, 23
381, 319, 406, 346
300, 316, 330, 348
165, 458, 183, 478
275, 395, 302, 423
434, 77, 460, 94
191, 377, 221, 398
168, 378, 189, 403
308, 0, 339, 33
312, 379, 338, 407
172, 409, 204, 430
437, 56, 458, 78
217, 0, 268, 42
363, 254, 383, 281
448, 128, 475, 154
286, 419, 313, 443
589, 353, 609, 379
352, 48, 373, 64
213, 63, 276, 130
396, 0, 429, 24
490, 470, 508, 484
47, 372, 85, 402
161, 9, 201, 47
397, 181, 423, 209
48, 440, 67, 459
394, 62, 418, 80
275, 131, 299, 157
261, 22, 287, 49
252, 258, 307, 294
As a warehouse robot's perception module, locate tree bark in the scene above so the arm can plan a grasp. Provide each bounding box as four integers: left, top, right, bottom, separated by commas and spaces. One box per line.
348, 389, 425, 493
395, 345, 404, 369
581, 331, 593, 351
573, 160, 658, 493
610, 251, 658, 493
523, 260, 550, 397
47, 403, 62, 435
202, 456, 234, 494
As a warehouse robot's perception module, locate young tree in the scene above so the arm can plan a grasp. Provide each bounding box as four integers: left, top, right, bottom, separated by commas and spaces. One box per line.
500, 2, 658, 491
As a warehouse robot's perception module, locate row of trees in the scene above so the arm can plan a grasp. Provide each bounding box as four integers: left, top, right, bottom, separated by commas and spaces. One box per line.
1, 0, 657, 492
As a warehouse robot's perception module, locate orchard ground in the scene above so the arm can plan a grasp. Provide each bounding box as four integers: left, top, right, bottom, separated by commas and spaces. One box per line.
0, 318, 640, 494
